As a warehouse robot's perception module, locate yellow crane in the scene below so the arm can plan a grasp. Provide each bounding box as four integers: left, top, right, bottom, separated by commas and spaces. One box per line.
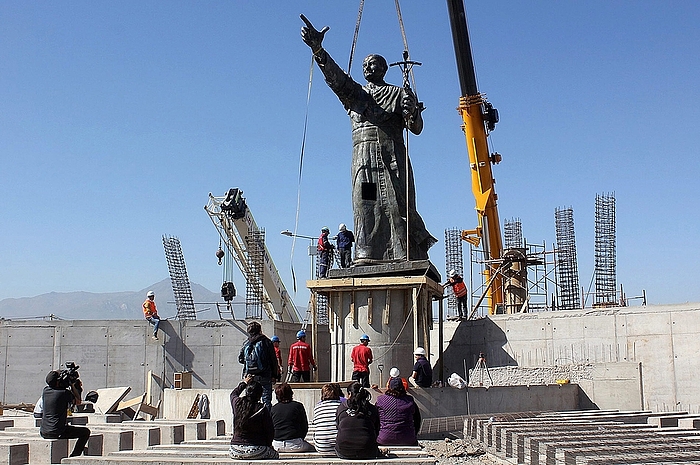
447, 0, 504, 315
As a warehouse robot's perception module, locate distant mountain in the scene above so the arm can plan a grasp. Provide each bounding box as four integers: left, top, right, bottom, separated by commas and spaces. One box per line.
0, 279, 246, 320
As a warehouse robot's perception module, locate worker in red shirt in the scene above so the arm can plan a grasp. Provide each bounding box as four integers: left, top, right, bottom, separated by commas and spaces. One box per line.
288, 330, 316, 382
350, 334, 373, 387
143, 290, 160, 340
271, 335, 283, 381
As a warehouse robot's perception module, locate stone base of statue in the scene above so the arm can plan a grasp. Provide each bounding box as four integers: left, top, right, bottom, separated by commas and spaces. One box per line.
308, 260, 444, 387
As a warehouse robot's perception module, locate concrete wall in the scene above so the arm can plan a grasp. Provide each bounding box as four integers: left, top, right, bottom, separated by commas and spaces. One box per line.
0, 319, 329, 406
434, 303, 700, 413
162, 383, 579, 433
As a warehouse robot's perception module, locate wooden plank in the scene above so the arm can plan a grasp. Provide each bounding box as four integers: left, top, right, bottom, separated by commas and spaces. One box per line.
367, 294, 373, 325
383, 290, 391, 325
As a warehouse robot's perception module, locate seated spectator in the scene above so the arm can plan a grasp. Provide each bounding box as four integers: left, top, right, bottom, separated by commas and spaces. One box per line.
270, 383, 314, 452
385, 367, 409, 391
376, 377, 421, 446
312, 383, 343, 456
229, 375, 278, 460
335, 381, 384, 459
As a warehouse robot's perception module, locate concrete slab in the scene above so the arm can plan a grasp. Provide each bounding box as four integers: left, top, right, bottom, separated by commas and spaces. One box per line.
0, 442, 29, 465
61, 456, 437, 465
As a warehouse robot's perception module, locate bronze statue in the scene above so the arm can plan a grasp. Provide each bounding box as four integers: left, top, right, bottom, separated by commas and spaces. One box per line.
301, 15, 436, 265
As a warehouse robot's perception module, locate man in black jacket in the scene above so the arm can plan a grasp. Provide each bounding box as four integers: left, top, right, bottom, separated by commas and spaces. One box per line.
238, 321, 280, 410
39, 370, 91, 456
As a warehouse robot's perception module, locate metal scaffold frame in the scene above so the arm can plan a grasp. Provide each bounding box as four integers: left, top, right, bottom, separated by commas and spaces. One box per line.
162, 235, 197, 320
555, 207, 581, 310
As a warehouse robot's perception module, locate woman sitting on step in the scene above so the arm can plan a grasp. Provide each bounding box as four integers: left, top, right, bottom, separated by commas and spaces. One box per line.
270, 382, 314, 452
229, 375, 278, 460
376, 376, 422, 446
312, 383, 344, 456
335, 381, 385, 459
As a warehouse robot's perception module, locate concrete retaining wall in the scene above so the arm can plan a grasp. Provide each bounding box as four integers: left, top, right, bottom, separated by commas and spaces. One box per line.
0, 319, 329, 406
434, 303, 700, 413
162, 383, 579, 433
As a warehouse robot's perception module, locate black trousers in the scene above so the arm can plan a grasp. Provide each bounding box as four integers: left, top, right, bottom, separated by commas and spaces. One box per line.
351, 370, 370, 387
60, 425, 91, 456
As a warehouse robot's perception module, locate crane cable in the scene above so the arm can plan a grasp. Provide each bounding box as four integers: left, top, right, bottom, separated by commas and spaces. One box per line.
347, 0, 366, 73
289, 57, 316, 295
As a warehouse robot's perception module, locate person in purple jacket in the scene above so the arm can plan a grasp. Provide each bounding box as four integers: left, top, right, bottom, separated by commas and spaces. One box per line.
376, 376, 422, 446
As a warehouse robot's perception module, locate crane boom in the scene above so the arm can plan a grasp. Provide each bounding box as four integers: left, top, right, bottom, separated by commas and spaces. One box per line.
447, 0, 504, 315
205, 189, 300, 323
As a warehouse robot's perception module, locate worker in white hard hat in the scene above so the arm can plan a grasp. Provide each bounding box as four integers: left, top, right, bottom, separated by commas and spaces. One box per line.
317, 227, 334, 278
444, 269, 468, 320
143, 291, 160, 340
410, 347, 433, 388
336, 223, 355, 268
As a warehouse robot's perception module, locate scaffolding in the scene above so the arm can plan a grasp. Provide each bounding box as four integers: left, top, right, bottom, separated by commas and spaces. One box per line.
162, 235, 197, 320
444, 228, 464, 318
467, 239, 555, 317
314, 253, 329, 325
555, 207, 581, 310
245, 228, 265, 320
504, 218, 523, 249
594, 192, 617, 307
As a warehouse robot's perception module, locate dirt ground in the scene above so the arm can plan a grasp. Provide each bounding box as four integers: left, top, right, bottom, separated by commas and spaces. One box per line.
420, 438, 510, 465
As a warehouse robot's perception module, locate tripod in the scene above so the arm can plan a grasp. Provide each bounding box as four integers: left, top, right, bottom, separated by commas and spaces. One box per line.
474, 352, 493, 387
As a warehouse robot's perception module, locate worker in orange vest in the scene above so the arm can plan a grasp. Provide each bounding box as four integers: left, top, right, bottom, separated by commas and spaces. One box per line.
445, 270, 468, 319
143, 291, 160, 340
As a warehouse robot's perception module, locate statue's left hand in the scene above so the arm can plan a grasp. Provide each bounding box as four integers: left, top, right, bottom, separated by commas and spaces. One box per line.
402, 91, 417, 116
300, 14, 329, 51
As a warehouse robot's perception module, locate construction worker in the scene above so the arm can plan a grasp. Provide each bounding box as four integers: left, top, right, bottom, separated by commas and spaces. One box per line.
288, 330, 316, 382
271, 335, 284, 380
350, 334, 373, 387
336, 223, 355, 268
444, 269, 468, 319
143, 291, 160, 340
410, 347, 433, 388
317, 226, 334, 278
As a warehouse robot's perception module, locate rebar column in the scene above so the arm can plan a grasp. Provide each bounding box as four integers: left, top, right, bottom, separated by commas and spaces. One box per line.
594, 193, 617, 307
162, 235, 197, 320
444, 228, 464, 318
555, 207, 581, 310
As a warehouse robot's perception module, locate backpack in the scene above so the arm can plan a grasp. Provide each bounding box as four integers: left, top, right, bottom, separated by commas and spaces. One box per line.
242, 339, 267, 375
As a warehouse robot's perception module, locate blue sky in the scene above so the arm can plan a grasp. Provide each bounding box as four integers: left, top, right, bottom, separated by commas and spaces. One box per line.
1, 1, 699, 310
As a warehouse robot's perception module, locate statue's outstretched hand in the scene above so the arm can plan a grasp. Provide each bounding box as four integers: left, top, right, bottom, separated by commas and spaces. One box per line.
300, 14, 329, 51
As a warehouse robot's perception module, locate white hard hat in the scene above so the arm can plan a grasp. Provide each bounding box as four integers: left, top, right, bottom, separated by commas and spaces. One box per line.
339, 223, 346, 231
146, 290, 155, 297
389, 367, 400, 378
414, 347, 426, 356
448, 269, 457, 277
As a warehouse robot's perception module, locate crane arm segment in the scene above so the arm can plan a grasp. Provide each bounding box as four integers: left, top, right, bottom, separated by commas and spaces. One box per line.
205, 190, 300, 323
447, 0, 504, 314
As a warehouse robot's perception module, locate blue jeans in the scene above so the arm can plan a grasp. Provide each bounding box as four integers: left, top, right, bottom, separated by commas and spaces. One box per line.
250, 375, 272, 410
147, 316, 160, 336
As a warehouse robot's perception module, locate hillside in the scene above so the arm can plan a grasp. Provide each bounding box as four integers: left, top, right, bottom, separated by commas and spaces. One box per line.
0, 279, 245, 320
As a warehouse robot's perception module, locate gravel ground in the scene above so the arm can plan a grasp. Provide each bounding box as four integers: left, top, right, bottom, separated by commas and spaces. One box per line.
420, 438, 510, 465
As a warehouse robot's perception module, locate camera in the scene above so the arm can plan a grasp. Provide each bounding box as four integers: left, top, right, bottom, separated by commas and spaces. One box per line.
58, 361, 80, 390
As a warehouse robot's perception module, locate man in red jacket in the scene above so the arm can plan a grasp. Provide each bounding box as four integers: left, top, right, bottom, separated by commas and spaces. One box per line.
350, 334, 373, 387
288, 330, 316, 382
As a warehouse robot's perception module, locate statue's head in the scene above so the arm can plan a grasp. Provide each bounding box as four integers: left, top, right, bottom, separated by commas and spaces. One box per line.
363, 54, 388, 84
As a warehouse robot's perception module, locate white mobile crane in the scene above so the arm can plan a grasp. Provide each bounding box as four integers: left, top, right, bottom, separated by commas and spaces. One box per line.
205, 188, 300, 323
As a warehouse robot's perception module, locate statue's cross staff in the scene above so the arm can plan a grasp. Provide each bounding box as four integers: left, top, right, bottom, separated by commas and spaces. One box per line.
390, 49, 422, 261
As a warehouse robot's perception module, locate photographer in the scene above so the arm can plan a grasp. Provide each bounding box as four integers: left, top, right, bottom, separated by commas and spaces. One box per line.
39, 367, 90, 457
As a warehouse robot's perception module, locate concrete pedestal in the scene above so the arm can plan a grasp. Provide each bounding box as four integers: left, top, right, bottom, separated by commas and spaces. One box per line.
308, 262, 443, 387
